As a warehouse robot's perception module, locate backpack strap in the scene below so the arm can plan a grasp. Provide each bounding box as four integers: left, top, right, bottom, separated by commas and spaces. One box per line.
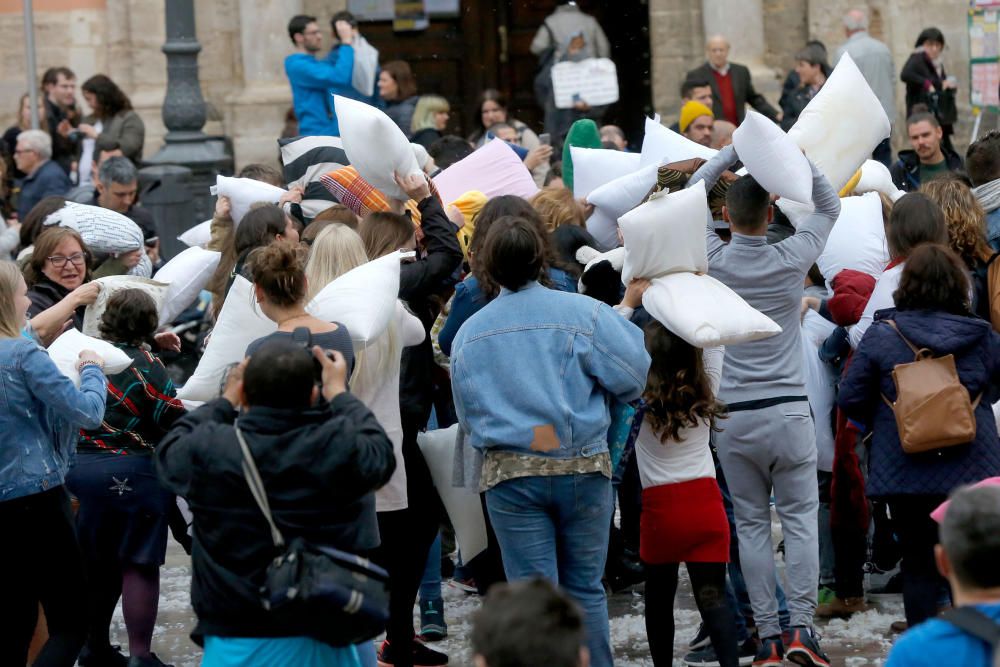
941, 607, 1000, 667
884, 320, 925, 359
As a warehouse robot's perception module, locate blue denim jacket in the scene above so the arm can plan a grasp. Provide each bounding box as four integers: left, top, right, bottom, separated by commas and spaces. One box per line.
451, 282, 650, 458
986, 208, 1000, 252
0, 337, 107, 501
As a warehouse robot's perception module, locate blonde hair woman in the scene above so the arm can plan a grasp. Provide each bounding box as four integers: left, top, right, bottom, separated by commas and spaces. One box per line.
0, 260, 108, 666
410, 95, 450, 150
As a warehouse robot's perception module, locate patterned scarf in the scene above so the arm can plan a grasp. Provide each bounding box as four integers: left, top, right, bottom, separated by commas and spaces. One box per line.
973, 179, 1000, 214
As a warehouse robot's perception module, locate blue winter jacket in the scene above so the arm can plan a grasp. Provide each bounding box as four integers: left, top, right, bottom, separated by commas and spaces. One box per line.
0, 337, 107, 501
838, 308, 1000, 497
284, 48, 354, 137
451, 281, 650, 459
985, 208, 1000, 253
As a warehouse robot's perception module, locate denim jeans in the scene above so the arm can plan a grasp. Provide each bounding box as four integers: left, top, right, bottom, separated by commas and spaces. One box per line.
419, 533, 443, 604
486, 473, 615, 667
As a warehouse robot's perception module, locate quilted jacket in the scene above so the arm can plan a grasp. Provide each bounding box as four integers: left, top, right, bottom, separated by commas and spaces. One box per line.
838, 307, 1000, 497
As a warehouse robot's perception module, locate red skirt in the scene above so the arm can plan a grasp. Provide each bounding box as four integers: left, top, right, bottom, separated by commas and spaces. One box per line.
640, 477, 730, 564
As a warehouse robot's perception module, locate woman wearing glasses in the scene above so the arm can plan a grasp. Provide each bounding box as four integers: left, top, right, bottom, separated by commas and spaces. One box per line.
24, 226, 100, 331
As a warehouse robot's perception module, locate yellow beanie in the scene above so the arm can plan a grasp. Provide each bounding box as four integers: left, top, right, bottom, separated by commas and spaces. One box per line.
679, 101, 714, 133
449, 190, 488, 258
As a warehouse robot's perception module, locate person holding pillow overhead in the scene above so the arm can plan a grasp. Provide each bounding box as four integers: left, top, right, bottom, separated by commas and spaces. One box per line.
284, 14, 355, 137
687, 142, 840, 666
0, 259, 108, 667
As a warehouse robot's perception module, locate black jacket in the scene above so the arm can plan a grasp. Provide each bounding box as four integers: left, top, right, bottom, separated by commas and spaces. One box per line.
890, 147, 964, 192
685, 62, 779, 125
27, 276, 84, 330
900, 51, 944, 119
398, 195, 463, 432
155, 394, 395, 643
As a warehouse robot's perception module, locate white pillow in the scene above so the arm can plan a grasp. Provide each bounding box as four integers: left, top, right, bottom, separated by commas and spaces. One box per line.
335, 95, 422, 201
787, 53, 891, 192
47, 328, 133, 387
733, 110, 813, 204
775, 197, 814, 229
639, 116, 717, 168
571, 147, 641, 199
585, 208, 620, 250
417, 424, 487, 561
801, 309, 838, 472
154, 246, 222, 325
817, 192, 888, 287
587, 162, 661, 229
177, 276, 277, 401
642, 273, 782, 347
82, 275, 170, 338
854, 160, 905, 202
306, 250, 412, 344
210, 176, 287, 227
44, 202, 143, 254
178, 219, 212, 248
432, 138, 538, 206
619, 181, 709, 283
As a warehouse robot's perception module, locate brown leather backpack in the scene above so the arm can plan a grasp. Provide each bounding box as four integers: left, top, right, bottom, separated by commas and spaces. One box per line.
880, 320, 981, 454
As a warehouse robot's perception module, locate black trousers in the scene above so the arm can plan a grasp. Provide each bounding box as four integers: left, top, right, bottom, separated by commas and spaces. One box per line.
1, 486, 88, 667
886, 495, 950, 627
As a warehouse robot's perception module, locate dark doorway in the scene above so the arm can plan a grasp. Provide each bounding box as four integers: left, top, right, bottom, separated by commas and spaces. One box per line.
357, 1, 652, 147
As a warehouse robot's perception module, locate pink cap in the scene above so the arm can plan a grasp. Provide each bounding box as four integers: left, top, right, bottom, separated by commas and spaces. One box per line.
931, 477, 1000, 524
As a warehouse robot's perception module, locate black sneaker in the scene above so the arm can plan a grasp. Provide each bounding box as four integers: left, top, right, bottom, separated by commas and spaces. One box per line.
419, 598, 448, 641
126, 654, 174, 667
753, 636, 784, 667
684, 637, 757, 666
785, 626, 830, 667
79, 644, 128, 667
688, 623, 711, 650
377, 639, 449, 667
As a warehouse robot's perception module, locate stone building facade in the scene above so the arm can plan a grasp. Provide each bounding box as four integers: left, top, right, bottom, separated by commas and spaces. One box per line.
0, 0, 971, 169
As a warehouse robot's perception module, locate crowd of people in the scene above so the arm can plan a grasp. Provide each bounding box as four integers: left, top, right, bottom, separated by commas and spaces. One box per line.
8, 4, 1000, 667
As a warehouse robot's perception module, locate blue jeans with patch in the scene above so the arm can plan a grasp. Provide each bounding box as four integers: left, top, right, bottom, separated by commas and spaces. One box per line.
485, 473, 614, 667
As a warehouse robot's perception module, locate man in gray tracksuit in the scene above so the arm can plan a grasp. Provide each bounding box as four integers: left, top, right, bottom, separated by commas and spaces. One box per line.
688, 144, 841, 667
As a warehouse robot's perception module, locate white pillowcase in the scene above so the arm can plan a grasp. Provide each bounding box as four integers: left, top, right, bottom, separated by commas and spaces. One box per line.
306, 251, 412, 344
177, 276, 277, 401
44, 202, 143, 254
178, 219, 212, 248
210, 176, 287, 227
587, 162, 661, 229
854, 160, 905, 202
787, 53, 891, 192
48, 328, 134, 387
571, 147, 641, 199
585, 208, 620, 250
83, 276, 170, 338
640, 116, 717, 168
432, 138, 538, 206
154, 246, 222, 325
417, 424, 487, 561
642, 273, 782, 347
619, 181, 709, 283
817, 192, 889, 287
335, 94, 423, 201
733, 110, 813, 204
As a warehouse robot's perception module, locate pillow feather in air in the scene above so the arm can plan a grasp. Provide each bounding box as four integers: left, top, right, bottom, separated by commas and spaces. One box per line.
816, 192, 889, 287
210, 176, 287, 227
154, 247, 222, 325
733, 110, 813, 204
82, 276, 170, 338
335, 94, 422, 201
786, 53, 891, 192
642, 273, 782, 347
639, 116, 717, 167
44, 202, 144, 254
571, 147, 641, 199
177, 276, 277, 401
306, 250, 413, 344
48, 328, 134, 387
619, 181, 709, 284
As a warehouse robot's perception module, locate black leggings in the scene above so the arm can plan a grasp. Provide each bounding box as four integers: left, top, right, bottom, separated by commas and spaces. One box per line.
1, 487, 88, 667
644, 561, 739, 667
887, 495, 950, 627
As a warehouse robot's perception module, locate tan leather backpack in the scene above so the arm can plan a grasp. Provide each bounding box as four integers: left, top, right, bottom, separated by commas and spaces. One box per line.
880, 320, 981, 454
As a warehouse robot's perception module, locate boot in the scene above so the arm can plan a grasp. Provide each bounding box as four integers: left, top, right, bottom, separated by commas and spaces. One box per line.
815, 596, 870, 618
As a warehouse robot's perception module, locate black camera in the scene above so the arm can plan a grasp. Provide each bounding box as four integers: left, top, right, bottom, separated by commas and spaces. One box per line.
290, 327, 335, 384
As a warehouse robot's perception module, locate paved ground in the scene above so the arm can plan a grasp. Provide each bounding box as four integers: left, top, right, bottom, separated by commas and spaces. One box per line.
101, 540, 900, 667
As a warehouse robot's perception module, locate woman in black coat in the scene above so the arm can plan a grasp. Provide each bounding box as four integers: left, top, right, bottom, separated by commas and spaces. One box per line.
838, 244, 1000, 628
901, 27, 957, 149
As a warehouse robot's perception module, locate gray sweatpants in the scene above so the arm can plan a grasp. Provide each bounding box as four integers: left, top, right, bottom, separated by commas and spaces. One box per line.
715, 401, 820, 638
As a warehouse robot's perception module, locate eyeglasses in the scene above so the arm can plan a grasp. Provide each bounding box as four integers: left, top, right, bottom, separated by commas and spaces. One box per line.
13, 148, 34, 155
46, 252, 86, 268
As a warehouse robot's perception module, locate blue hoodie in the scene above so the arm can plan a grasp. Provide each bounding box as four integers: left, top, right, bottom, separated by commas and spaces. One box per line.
284, 46, 354, 137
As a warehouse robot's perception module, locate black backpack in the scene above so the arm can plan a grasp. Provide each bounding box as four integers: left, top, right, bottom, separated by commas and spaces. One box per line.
942, 607, 1000, 667
533, 21, 558, 104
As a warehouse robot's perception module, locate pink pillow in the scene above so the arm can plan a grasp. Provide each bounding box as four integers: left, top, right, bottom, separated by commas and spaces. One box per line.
433, 139, 538, 205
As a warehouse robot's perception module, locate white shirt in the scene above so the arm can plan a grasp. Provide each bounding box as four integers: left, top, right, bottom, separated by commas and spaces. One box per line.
634, 345, 724, 489
849, 262, 903, 350
77, 120, 103, 187
801, 310, 838, 472
351, 301, 425, 512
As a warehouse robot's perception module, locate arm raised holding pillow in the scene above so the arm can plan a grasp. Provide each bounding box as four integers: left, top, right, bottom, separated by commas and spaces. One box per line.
775, 162, 841, 274
689, 143, 739, 262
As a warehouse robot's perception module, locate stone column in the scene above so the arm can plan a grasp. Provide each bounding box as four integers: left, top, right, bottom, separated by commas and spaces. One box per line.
648, 0, 704, 121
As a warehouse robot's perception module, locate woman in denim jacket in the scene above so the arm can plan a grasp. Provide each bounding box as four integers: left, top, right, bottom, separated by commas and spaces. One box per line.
451, 216, 650, 667
0, 260, 108, 666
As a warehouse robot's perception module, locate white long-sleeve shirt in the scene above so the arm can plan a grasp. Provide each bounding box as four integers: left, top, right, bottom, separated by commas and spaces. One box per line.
848, 262, 903, 350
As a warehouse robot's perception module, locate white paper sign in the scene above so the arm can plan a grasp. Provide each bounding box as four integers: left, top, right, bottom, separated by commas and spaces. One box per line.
551, 58, 620, 109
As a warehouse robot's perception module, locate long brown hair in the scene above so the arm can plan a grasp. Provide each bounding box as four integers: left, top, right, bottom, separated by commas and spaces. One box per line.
642, 322, 726, 443
382, 60, 417, 100
358, 211, 414, 260
921, 177, 994, 265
